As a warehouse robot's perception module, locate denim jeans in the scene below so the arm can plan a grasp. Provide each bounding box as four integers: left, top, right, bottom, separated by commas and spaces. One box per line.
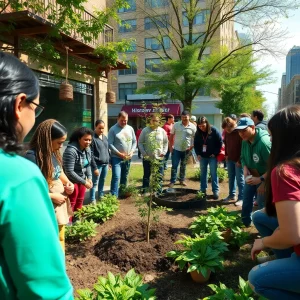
227, 160, 244, 200
142, 158, 164, 193
252, 209, 293, 259
90, 164, 108, 201
170, 149, 190, 183
249, 252, 300, 299
200, 157, 219, 194
110, 157, 131, 197
242, 183, 265, 226
164, 149, 171, 169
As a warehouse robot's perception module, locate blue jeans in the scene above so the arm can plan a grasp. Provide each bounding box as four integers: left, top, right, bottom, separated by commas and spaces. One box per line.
110, 157, 131, 197
170, 149, 190, 183
227, 160, 244, 200
142, 158, 164, 193
164, 149, 170, 169
249, 252, 300, 299
200, 157, 219, 194
242, 183, 265, 227
252, 209, 293, 259
90, 164, 108, 201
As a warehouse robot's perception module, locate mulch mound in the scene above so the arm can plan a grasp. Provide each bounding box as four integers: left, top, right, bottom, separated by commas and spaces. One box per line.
94, 222, 184, 274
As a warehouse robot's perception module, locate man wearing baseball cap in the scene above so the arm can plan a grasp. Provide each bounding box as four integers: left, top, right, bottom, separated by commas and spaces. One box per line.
235, 117, 271, 227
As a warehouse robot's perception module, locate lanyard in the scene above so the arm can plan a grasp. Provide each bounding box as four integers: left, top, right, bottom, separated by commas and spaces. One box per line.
202, 133, 208, 145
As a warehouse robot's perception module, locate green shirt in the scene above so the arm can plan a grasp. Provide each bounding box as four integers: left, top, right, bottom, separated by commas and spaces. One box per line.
0, 149, 73, 299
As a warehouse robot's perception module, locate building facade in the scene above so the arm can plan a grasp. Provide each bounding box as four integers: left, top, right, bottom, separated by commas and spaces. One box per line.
107, 0, 236, 131
0, 0, 125, 137
286, 46, 300, 86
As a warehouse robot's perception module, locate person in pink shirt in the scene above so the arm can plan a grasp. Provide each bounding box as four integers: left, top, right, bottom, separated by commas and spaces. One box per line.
162, 114, 174, 170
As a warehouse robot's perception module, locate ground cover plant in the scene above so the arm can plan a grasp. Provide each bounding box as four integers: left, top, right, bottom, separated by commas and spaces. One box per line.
65, 220, 97, 242
75, 269, 156, 300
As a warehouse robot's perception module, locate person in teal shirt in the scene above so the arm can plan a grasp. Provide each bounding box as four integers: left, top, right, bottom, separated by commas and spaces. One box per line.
0, 52, 73, 299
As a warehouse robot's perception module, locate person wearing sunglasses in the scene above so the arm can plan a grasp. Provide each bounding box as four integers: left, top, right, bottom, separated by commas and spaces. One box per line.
0, 52, 73, 299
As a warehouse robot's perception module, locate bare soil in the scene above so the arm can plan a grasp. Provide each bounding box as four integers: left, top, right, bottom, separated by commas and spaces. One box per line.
66, 178, 258, 300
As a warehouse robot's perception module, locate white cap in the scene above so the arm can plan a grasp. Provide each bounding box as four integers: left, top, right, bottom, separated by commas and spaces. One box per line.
191, 115, 196, 121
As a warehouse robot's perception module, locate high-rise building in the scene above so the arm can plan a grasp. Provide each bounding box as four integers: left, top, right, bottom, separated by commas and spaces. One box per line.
107, 0, 236, 130
286, 46, 300, 86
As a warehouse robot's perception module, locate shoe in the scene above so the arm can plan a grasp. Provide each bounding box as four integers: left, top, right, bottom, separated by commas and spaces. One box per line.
253, 200, 258, 207
222, 196, 236, 203
180, 181, 187, 187
90, 200, 97, 206
257, 255, 276, 264
235, 200, 243, 206
213, 193, 219, 200
168, 183, 174, 188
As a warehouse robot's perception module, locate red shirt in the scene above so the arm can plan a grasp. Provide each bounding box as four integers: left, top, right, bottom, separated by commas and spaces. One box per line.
272, 165, 300, 255
136, 129, 142, 141
162, 122, 173, 138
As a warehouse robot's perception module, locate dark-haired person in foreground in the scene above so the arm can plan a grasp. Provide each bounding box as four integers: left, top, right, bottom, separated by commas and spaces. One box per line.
248, 104, 300, 299
0, 52, 73, 298
25, 119, 74, 252
90, 119, 110, 204
63, 127, 94, 219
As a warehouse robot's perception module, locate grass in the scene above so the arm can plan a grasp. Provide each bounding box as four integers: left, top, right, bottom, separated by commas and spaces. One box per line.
103, 163, 199, 187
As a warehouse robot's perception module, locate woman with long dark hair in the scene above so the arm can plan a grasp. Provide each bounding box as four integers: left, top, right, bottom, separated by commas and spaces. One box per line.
25, 119, 74, 251
0, 52, 72, 298
249, 105, 300, 299
194, 116, 222, 199
63, 127, 94, 219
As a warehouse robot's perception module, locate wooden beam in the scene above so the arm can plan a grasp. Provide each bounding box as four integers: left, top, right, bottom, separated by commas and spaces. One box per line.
11, 26, 51, 36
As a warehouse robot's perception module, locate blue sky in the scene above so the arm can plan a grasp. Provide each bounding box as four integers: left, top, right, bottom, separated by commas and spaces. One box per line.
251, 9, 300, 115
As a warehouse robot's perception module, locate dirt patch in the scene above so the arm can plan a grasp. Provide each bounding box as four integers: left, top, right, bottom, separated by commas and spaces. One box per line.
160, 191, 198, 202
94, 222, 184, 274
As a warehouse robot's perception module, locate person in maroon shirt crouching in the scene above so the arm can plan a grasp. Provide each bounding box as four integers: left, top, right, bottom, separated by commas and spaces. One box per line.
248, 104, 300, 300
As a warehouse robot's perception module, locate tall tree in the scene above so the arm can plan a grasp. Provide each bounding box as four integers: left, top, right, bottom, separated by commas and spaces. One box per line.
133, 0, 298, 111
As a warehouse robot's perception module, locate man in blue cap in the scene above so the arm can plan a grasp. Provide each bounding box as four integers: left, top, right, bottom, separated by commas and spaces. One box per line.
235, 117, 271, 227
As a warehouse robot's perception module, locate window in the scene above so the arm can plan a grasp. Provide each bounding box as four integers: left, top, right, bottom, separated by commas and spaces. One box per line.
118, 61, 137, 75
183, 32, 205, 45
145, 0, 169, 8
119, 19, 137, 33
145, 36, 170, 50
126, 40, 137, 52
118, 0, 136, 12
182, 10, 209, 26
145, 58, 165, 72
144, 14, 169, 30
119, 83, 137, 100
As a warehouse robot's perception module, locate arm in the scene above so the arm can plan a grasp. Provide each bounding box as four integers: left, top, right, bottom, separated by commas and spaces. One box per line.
138, 129, 147, 156
251, 201, 300, 259
108, 127, 126, 158
162, 130, 168, 155
214, 129, 223, 156
59, 169, 74, 195
131, 127, 137, 153
193, 132, 201, 156
3, 176, 73, 299
63, 149, 86, 185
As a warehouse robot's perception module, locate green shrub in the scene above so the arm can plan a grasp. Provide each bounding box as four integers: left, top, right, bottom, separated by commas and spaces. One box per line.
65, 220, 97, 242
192, 168, 201, 180
217, 167, 228, 181
75, 269, 156, 300
75, 194, 119, 223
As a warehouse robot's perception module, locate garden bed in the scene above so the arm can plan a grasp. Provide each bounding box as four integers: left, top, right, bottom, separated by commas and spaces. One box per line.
66, 178, 258, 300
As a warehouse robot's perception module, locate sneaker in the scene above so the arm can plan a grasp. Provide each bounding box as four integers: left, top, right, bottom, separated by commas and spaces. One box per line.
222, 196, 236, 202
213, 193, 219, 200
235, 200, 243, 207
257, 255, 276, 264
180, 181, 187, 187
90, 200, 97, 206
168, 183, 174, 188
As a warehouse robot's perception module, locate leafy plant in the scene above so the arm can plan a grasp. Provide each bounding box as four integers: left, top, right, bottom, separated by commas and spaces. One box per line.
217, 168, 228, 181
75, 269, 156, 300
166, 232, 228, 278
192, 168, 201, 181
230, 227, 250, 247
196, 191, 206, 200
75, 194, 119, 223
65, 220, 97, 242
203, 276, 267, 300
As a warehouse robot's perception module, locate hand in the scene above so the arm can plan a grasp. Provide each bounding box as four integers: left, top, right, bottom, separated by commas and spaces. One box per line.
108, 164, 112, 170
251, 238, 265, 260
94, 169, 100, 176
118, 152, 126, 159
244, 166, 250, 178
85, 180, 93, 189
197, 155, 201, 161
257, 182, 265, 195
248, 176, 261, 186
51, 193, 67, 205
64, 182, 74, 195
